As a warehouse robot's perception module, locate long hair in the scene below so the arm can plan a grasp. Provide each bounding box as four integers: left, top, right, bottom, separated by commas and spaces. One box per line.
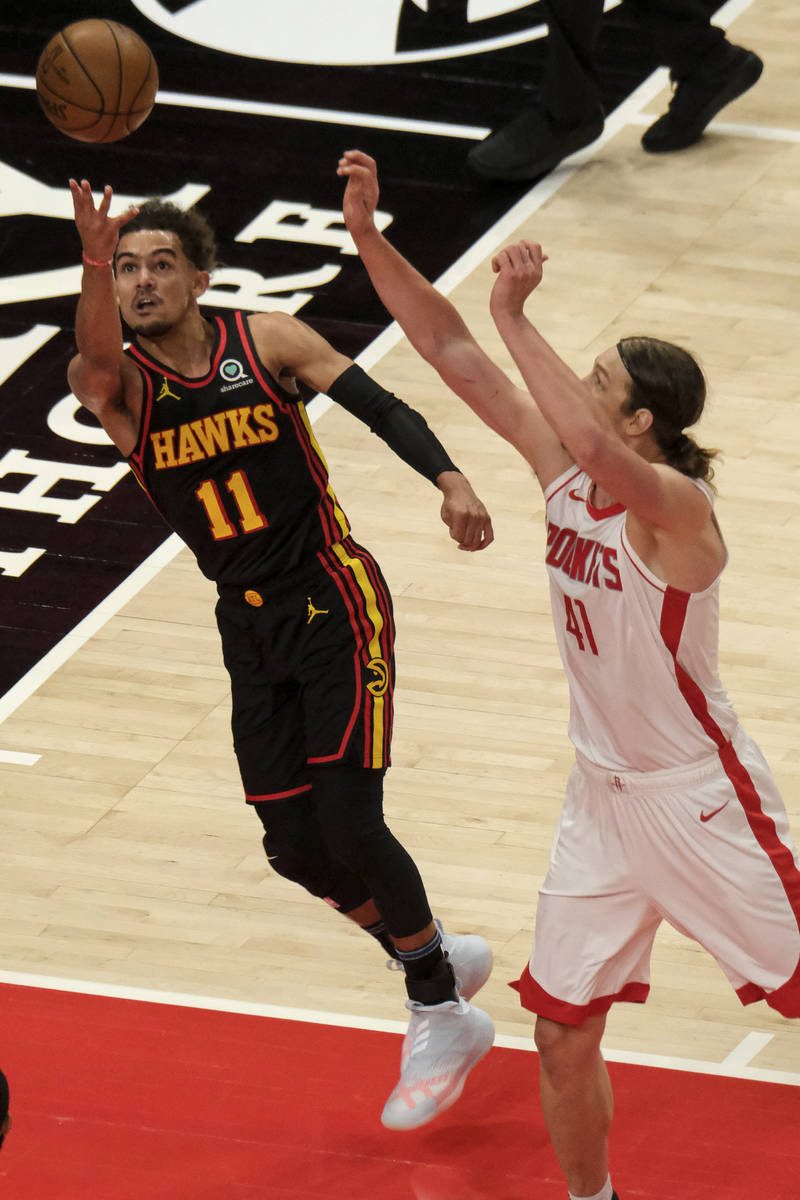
616, 336, 718, 485
115, 199, 218, 272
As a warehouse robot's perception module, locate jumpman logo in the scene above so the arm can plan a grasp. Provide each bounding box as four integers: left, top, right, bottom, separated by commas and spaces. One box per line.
156, 376, 181, 402
306, 597, 329, 624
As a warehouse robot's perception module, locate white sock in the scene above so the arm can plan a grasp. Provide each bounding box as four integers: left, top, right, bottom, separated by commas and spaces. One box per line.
568, 1176, 614, 1200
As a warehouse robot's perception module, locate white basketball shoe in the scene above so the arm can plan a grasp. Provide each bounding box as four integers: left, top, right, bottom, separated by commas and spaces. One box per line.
438, 922, 493, 1001
381, 995, 495, 1131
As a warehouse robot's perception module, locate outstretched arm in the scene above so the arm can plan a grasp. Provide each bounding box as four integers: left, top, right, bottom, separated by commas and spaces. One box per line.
337, 149, 571, 489
248, 311, 493, 551
67, 179, 143, 455
489, 241, 714, 537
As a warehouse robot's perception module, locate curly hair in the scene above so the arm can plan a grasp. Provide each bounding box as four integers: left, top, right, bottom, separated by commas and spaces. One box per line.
116, 198, 218, 272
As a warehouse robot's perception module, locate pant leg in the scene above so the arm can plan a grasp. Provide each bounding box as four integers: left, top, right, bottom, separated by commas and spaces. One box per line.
540, 0, 605, 123
626, 0, 728, 75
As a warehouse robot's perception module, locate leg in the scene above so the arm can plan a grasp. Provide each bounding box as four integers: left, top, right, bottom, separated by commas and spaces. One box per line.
309, 761, 451, 995
632, 0, 763, 151
535, 1014, 613, 1197
467, 0, 605, 180
539, 0, 605, 124
310, 760, 494, 1130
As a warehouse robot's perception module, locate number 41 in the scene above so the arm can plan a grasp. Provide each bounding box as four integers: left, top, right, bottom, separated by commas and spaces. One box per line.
564, 595, 598, 655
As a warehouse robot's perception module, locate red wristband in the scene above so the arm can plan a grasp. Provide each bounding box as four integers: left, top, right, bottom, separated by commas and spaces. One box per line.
82, 251, 114, 267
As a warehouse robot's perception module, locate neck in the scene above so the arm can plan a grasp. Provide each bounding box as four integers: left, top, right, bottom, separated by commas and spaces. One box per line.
136, 309, 215, 378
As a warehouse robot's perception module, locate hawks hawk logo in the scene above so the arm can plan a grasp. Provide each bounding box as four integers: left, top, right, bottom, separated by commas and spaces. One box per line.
131, 0, 547, 65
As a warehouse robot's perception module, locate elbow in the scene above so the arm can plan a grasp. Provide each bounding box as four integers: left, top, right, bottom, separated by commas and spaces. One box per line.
568, 424, 612, 475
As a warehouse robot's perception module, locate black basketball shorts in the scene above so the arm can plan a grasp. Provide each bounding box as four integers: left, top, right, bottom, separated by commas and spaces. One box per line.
215, 537, 395, 801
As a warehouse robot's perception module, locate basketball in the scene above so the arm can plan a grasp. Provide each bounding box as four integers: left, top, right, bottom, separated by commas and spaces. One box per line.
35, 19, 158, 144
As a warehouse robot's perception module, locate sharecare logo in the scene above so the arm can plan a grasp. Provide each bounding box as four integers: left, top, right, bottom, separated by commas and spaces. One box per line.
220, 359, 245, 381
130, 0, 549, 65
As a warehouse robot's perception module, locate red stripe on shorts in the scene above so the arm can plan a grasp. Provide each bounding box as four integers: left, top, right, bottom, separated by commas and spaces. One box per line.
660, 586, 800, 991
511, 966, 649, 1024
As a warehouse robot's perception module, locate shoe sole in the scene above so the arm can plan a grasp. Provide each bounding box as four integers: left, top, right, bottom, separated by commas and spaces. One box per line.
643, 53, 763, 153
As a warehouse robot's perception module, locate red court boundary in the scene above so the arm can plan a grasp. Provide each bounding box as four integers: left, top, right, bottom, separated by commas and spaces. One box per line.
0, 981, 796, 1199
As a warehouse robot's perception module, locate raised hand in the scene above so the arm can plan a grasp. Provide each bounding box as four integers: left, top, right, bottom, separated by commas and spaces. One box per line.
337, 149, 381, 240
489, 240, 548, 320
68, 179, 139, 264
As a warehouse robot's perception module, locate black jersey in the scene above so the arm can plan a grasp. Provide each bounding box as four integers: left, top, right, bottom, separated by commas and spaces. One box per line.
126, 311, 351, 586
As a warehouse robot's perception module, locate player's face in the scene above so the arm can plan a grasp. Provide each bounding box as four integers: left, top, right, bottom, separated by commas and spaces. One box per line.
584, 347, 634, 431
115, 229, 207, 338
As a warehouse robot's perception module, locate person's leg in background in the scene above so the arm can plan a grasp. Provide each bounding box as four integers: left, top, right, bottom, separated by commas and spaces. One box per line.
635, 0, 763, 152
467, 0, 606, 181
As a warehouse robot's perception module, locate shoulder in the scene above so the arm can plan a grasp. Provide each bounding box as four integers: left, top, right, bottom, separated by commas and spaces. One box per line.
246, 310, 308, 345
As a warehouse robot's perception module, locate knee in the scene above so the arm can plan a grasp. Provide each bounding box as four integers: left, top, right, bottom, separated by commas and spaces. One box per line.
534, 1015, 605, 1084
261, 829, 310, 888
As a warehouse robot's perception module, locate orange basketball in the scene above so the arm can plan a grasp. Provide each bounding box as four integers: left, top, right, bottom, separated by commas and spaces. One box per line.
35, 19, 158, 143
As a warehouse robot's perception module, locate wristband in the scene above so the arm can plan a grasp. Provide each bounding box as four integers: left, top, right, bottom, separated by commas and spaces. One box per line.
82, 251, 114, 267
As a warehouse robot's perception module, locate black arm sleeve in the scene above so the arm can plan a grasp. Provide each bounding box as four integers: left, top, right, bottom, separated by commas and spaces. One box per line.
326, 364, 459, 485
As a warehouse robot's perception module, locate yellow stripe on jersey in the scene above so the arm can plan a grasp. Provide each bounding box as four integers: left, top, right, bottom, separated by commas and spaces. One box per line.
297, 400, 350, 540
331, 541, 386, 768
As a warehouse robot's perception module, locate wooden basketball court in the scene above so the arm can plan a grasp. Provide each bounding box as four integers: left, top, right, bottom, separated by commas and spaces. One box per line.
0, 0, 799, 1194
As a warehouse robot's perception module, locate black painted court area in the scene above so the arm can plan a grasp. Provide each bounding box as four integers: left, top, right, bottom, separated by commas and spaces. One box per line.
0, 0, 719, 701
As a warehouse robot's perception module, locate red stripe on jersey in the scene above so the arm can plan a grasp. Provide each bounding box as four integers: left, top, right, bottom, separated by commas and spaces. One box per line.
544, 468, 582, 507
660, 587, 800, 949
128, 364, 155, 473
512, 966, 649, 1024
245, 783, 312, 803
621, 534, 665, 592
316, 550, 365, 760
234, 312, 293, 414
343, 539, 395, 763
235, 312, 340, 545
127, 316, 228, 386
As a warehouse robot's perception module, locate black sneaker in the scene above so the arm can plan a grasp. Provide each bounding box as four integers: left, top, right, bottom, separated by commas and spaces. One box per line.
642, 45, 763, 153
467, 105, 605, 181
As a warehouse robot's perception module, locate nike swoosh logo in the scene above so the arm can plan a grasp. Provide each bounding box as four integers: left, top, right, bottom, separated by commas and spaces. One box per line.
700, 800, 730, 823
568, 488, 586, 502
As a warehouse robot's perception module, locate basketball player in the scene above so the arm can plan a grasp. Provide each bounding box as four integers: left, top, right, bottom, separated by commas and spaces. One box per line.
338, 148, 800, 1200
67, 178, 496, 1131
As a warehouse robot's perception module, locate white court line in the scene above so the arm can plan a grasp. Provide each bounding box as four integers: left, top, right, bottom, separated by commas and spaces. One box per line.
627, 113, 800, 144
0, 72, 491, 140
0, 968, 796, 1087
0, 749, 40, 766
0, 534, 184, 727
721, 1030, 775, 1068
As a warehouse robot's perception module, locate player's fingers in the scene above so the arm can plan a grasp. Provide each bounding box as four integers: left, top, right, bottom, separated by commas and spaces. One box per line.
114, 205, 140, 229
97, 185, 113, 217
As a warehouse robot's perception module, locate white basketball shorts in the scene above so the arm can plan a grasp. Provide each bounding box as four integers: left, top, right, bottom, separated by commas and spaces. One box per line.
514, 727, 800, 1024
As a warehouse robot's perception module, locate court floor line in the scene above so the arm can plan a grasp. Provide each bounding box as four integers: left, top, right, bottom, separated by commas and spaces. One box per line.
0, 533, 183, 727
1, 967, 795, 1087
0, 73, 492, 140
626, 113, 800, 143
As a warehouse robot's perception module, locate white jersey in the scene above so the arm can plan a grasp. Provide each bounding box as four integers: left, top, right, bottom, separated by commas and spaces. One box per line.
544, 466, 739, 772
